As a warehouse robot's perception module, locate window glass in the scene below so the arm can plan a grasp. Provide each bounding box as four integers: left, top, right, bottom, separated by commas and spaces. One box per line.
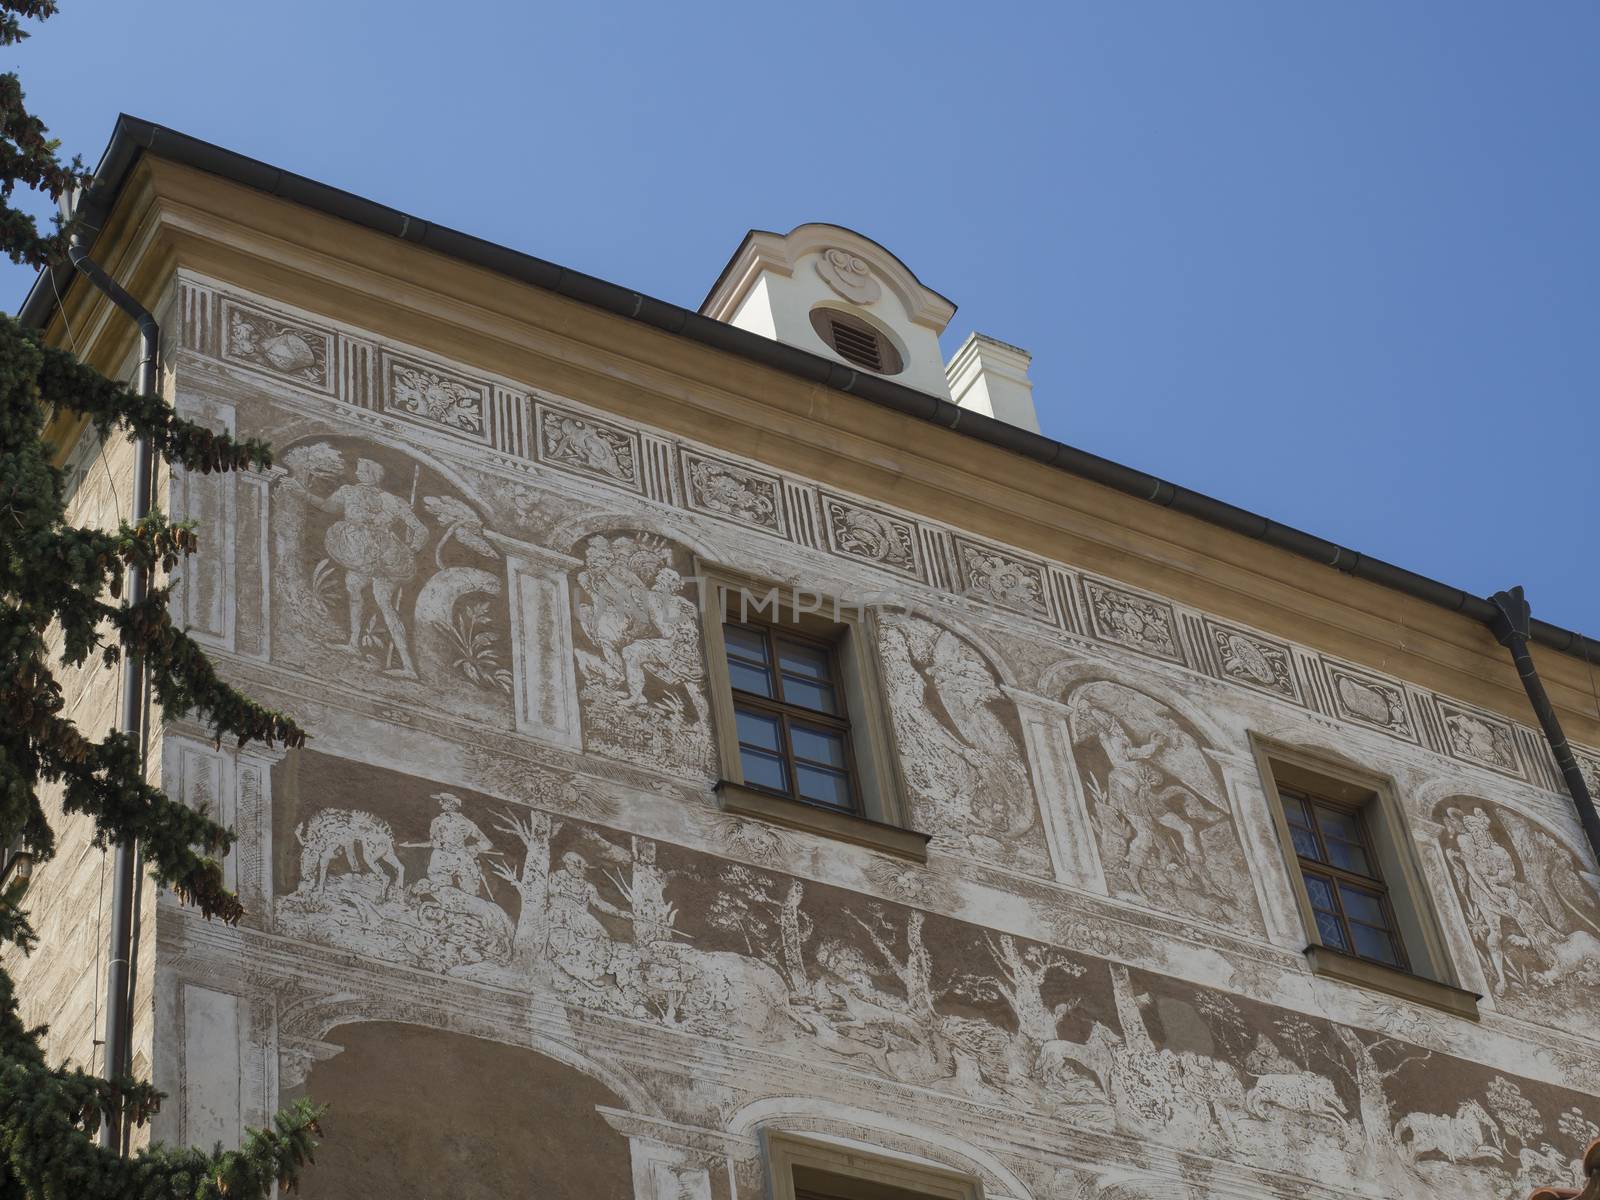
1303, 872, 1337, 913
1338, 884, 1386, 926
729, 659, 774, 697
739, 747, 789, 793
791, 723, 847, 768
796, 764, 852, 809
777, 639, 831, 680
781, 677, 838, 715
1325, 838, 1372, 877
1350, 923, 1401, 966
1314, 910, 1350, 951
724, 623, 770, 663
1289, 825, 1321, 860
736, 707, 782, 752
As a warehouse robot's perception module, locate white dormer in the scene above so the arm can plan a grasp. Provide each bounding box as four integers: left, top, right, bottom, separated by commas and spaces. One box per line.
702, 223, 1042, 432
701, 224, 959, 398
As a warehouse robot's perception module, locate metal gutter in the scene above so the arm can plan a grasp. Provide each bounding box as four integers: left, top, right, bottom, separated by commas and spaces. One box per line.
63, 224, 158, 1154
23, 114, 1600, 666
1490, 588, 1600, 863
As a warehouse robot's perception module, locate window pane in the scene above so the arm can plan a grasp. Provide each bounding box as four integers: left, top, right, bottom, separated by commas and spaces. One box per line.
1303, 872, 1338, 913
1315, 805, 1362, 845
1314, 910, 1350, 952
723, 624, 769, 664
1351, 922, 1401, 967
780, 675, 838, 715
796, 764, 852, 810
1326, 838, 1372, 877
728, 660, 774, 698
1281, 792, 1313, 827
739, 747, 789, 793
735, 707, 782, 753
791, 723, 847, 768
1338, 884, 1388, 927
1290, 825, 1322, 861
778, 639, 833, 682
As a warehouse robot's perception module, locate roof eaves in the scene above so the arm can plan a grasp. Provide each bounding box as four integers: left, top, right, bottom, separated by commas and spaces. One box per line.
21, 116, 1599, 666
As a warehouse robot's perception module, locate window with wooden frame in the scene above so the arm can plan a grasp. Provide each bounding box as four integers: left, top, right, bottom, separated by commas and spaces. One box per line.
698, 566, 926, 862
1279, 786, 1409, 970
723, 620, 859, 813
1252, 739, 1479, 1019
764, 1132, 981, 1200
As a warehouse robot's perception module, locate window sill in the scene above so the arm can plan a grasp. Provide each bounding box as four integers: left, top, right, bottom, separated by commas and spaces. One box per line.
715, 782, 930, 863
1304, 944, 1481, 1021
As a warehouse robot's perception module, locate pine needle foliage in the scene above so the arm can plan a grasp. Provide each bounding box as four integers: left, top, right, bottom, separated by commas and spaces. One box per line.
0, 4, 324, 1194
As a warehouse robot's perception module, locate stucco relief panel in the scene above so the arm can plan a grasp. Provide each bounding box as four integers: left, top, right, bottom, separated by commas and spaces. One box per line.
381, 352, 490, 440
1435, 799, 1600, 1040
1436, 701, 1523, 778
1082, 581, 1184, 666
680, 450, 785, 536
535, 400, 644, 491
220, 297, 334, 394
1204, 619, 1299, 702
268, 436, 517, 721
819, 492, 920, 580
953, 536, 1055, 624
569, 531, 715, 781
876, 615, 1052, 876
1063, 679, 1266, 938
1323, 661, 1418, 742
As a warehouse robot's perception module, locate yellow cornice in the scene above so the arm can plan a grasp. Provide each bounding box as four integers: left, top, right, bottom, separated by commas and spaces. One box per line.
79, 155, 1600, 744
39, 161, 175, 466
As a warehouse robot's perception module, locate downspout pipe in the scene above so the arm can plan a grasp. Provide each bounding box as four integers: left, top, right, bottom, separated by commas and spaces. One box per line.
1490, 587, 1600, 868
64, 227, 157, 1154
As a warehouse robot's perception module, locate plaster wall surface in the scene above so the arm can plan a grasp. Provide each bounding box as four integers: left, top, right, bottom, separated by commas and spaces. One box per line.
5, 426, 159, 1100
30, 220, 1600, 1200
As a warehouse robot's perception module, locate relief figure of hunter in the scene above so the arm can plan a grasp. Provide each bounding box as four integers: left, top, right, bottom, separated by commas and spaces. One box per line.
270, 436, 515, 716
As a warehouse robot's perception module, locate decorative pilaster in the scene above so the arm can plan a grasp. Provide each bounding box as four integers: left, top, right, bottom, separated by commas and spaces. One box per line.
488, 533, 584, 750
171, 394, 238, 650
598, 1109, 734, 1200
1004, 687, 1107, 894
1413, 815, 1494, 1003
1207, 747, 1306, 951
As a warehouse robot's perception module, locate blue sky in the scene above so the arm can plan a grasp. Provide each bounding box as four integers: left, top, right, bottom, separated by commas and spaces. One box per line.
8, 2, 1597, 635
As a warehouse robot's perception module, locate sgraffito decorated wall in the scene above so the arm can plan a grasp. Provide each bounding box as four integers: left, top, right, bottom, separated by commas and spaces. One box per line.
142, 273, 1600, 1200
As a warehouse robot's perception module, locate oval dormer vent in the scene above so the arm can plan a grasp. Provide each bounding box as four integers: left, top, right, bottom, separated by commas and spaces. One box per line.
810, 308, 903, 375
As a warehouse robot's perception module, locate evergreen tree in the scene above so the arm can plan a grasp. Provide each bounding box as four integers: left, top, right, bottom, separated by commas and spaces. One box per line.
0, 3, 324, 1194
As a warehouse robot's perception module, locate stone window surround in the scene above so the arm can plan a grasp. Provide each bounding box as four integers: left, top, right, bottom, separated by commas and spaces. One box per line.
697, 562, 929, 863
1251, 735, 1481, 1020
763, 1131, 981, 1200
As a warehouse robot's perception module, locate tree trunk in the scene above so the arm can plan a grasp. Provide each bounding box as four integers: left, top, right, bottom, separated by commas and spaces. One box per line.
511, 814, 553, 965
779, 881, 808, 995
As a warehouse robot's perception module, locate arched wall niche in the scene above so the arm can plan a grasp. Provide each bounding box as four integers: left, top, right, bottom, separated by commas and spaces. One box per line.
268, 432, 516, 720
1040, 656, 1233, 751
566, 525, 717, 781
1058, 672, 1266, 936
883, 603, 1022, 690
875, 610, 1052, 876
724, 1095, 1034, 1200
1430, 792, 1600, 1039
275, 989, 658, 1115
554, 509, 725, 564
287, 1020, 638, 1200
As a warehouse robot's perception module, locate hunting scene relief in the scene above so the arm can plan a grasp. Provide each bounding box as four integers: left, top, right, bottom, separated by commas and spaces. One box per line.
270, 752, 1599, 1200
